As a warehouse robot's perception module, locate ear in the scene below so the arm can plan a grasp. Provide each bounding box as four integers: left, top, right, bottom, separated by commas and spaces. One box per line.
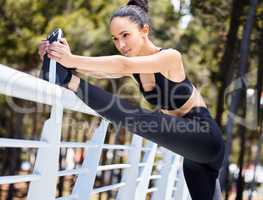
141, 24, 150, 37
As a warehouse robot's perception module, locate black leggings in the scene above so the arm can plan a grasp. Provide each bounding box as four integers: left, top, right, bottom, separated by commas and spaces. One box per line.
75, 78, 225, 200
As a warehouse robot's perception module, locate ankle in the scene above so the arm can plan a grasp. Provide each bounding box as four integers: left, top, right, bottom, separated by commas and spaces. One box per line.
68, 75, 80, 92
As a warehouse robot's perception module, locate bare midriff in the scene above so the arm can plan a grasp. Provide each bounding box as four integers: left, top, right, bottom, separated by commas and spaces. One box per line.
160, 84, 207, 117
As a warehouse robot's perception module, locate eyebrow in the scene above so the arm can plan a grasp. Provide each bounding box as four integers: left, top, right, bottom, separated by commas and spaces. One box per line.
111, 31, 128, 38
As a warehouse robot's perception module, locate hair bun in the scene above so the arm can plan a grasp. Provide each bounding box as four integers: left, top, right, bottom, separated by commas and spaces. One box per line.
127, 0, 148, 13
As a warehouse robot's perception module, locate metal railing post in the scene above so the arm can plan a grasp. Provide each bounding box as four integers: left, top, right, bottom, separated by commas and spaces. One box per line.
173, 158, 191, 200
116, 135, 143, 200
152, 148, 182, 200
72, 119, 109, 200
27, 104, 64, 200
135, 142, 157, 200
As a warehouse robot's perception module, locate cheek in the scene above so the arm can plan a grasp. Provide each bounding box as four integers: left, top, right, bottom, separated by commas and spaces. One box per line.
128, 35, 137, 42
128, 35, 143, 47
113, 41, 121, 50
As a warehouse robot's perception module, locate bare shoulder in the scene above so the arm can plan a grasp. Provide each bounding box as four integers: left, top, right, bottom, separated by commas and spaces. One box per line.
159, 48, 183, 66
158, 48, 184, 73
160, 48, 182, 58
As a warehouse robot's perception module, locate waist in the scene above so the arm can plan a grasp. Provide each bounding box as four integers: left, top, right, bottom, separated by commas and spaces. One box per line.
160, 86, 207, 116
181, 106, 212, 118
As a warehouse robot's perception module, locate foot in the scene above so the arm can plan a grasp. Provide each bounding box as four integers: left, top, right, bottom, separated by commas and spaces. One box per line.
39, 28, 74, 87
39, 58, 74, 87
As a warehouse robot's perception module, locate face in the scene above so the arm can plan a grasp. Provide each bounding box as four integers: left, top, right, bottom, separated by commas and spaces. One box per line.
110, 17, 148, 57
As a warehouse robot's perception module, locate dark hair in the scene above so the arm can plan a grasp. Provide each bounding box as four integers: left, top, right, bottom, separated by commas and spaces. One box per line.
110, 0, 152, 32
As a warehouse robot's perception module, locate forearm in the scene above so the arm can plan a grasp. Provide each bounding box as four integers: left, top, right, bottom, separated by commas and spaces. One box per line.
71, 54, 125, 74
75, 69, 124, 79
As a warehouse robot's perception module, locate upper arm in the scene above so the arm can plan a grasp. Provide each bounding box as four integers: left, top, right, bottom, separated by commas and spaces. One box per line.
102, 73, 132, 79
121, 49, 183, 74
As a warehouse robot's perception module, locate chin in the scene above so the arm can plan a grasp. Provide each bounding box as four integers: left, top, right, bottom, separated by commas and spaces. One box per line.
127, 51, 137, 57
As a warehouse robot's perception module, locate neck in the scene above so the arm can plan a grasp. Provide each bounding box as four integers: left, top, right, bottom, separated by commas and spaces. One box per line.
138, 40, 161, 56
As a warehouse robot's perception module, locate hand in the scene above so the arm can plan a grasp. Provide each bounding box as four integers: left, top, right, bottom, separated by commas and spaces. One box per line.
47, 38, 74, 68
38, 40, 49, 61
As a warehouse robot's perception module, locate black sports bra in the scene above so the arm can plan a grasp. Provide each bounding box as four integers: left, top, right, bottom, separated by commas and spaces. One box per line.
132, 48, 193, 110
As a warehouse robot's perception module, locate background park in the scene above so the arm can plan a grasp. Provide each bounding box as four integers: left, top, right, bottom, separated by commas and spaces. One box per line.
0, 0, 262, 199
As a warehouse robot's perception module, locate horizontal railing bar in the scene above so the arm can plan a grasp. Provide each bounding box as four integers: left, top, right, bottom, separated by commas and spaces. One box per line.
97, 164, 131, 171
0, 174, 40, 185
56, 195, 78, 200
92, 182, 126, 194
0, 139, 150, 150
136, 175, 161, 183
0, 64, 101, 117
149, 175, 162, 180
141, 147, 152, 151
57, 168, 89, 177
147, 187, 158, 193
0, 139, 100, 149
0, 138, 49, 148
102, 144, 131, 150
60, 142, 98, 149
138, 162, 146, 167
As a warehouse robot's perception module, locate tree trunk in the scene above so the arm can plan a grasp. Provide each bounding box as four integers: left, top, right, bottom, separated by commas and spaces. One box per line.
219, 0, 259, 194
215, 0, 246, 127
248, 26, 263, 200
235, 112, 246, 200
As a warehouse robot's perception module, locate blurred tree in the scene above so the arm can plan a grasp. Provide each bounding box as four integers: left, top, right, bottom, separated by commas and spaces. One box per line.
0, 0, 262, 199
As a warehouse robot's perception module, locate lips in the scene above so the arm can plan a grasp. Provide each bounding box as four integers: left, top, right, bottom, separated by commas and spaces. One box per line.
122, 49, 131, 54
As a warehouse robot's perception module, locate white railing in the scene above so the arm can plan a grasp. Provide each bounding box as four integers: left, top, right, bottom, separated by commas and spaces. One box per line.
0, 64, 191, 200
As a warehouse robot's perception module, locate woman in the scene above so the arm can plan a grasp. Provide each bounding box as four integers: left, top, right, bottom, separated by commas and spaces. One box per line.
39, 0, 225, 199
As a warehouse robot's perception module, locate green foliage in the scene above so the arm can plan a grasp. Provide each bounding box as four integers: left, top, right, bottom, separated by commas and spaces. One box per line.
0, 0, 262, 170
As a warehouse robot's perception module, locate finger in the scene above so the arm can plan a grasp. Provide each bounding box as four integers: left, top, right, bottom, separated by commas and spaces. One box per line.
50, 42, 64, 49
39, 52, 45, 59
47, 50, 62, 58
38, 49, 45, 58
40, 55, 44, 61
48, 45, 62, 53
39, 43, 49, 54
43, 40, 49, 45
39, 40, 49, 48
39, 49, 48, 57
47, 53, 61, 61
59, 38, 69, 46
40, 46, 49, 53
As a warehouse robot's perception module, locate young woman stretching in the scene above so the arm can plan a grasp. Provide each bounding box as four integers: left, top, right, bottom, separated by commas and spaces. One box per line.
38, 0, 225, 199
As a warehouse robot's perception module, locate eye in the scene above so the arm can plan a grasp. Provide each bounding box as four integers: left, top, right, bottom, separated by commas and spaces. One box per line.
123, 33, 129, 38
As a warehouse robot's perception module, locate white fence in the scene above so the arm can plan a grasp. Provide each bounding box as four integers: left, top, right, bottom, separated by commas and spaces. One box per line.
0, 64, 191, 200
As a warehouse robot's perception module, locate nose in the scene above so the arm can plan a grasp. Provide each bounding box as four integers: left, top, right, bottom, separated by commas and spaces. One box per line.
118, 40, 126, 49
